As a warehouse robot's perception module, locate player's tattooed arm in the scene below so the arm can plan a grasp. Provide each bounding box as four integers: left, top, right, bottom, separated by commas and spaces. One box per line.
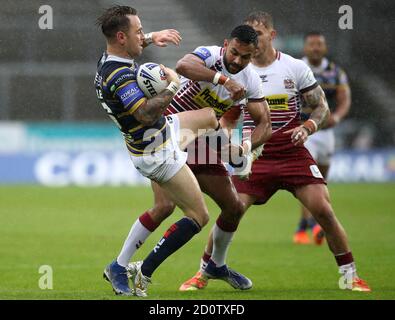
134, 66, 180, 126
134, 90, 175, 126
303, 85, 330, 130
285, 86, 329, 146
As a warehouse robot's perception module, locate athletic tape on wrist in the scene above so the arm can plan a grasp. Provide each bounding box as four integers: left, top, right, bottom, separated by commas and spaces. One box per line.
212, 72, 221, 85
303, 119, 318, 135
144, 32, 153, 45
166, 81, 179, 95
212, 72, 229, 86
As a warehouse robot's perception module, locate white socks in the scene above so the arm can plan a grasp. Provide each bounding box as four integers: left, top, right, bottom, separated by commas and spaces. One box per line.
339, 262, 357, 279
117, 219, 152, 267
210, 223, 234, 267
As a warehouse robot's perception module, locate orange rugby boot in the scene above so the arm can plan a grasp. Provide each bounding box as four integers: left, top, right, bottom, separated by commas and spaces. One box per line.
351, 277, 372, 292
293, 230, 311, 245
179, 271, 208, 291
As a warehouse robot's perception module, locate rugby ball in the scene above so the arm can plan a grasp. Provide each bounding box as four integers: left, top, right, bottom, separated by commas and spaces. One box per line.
136, 62, 168, 98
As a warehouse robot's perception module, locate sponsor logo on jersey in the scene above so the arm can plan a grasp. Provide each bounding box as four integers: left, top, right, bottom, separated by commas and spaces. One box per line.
266, 94, 289, 111
310, 165, 324, 179
120, 86, 140, 100
214, 59, 223, 72
114, 73, 134, 87
284, 78, 296, 89
194, 47, 212, 61
260, 75, 268, 83
193, 88, 232, 115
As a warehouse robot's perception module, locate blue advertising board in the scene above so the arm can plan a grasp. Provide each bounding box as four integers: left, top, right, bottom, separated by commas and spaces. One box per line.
1, 122, 394, 185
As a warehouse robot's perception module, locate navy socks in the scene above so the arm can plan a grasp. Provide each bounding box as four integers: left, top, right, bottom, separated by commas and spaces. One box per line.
141, 217, 201, 278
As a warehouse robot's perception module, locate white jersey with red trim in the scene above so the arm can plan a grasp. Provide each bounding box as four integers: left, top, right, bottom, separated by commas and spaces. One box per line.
243, 51, 318, 154
166, 46, 265, 118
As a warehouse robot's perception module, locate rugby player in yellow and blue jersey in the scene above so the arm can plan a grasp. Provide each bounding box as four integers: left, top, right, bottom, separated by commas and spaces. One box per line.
294, 32, 352, 245
95, 5, 220, 297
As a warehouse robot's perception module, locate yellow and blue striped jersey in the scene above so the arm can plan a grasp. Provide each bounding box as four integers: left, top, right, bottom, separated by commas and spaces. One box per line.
303, 57, 349, 111
94, 52, 170, 156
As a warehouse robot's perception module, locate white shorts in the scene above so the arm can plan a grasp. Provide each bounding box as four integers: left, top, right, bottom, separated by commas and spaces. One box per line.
129, 115, 187, 183
304, 128, 335, 166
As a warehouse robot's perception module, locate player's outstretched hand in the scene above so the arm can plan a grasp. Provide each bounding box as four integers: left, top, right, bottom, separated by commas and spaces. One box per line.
233, 152, 253, 181
152, 29, 182, 47
160, 65, 180, 86
224, 79, 246, 101
284, 126, 309, 146
235, 142, 261, 181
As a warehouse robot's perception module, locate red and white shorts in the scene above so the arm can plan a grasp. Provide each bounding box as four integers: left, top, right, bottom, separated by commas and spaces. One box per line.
232, 146, 326, 204
186, 137, 229, 177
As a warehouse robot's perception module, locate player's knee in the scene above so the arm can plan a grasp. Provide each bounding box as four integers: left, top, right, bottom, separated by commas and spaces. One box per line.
221, 198, 245, 223
151, 201, 176, 222
186, 209, 209, 228
311, 202, 335, 226
199, 212, 210, 227
235, 199, 245, 220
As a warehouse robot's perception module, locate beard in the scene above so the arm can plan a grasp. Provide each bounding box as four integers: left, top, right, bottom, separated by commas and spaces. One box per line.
223, 52, 243, 74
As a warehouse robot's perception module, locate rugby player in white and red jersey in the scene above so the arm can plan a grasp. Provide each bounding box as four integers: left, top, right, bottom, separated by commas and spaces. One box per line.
126, 25, 271, 291
180, 11, 371, 293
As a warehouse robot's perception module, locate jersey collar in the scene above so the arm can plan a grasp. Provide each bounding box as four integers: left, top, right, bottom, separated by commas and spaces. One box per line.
105, 52, 135, 65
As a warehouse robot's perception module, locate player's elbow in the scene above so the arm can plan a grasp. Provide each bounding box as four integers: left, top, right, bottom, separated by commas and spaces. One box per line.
175, 59, 189, 76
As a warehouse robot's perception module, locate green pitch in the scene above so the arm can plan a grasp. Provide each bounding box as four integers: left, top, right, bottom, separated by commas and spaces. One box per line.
0, 184, 394, 300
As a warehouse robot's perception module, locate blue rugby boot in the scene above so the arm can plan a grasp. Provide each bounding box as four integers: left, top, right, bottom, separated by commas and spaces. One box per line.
203, 259, 252, 290
103, 260, 133, 296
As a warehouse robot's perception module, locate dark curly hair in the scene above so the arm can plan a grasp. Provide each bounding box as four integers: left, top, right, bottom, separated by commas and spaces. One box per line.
230, 25, 258, 47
